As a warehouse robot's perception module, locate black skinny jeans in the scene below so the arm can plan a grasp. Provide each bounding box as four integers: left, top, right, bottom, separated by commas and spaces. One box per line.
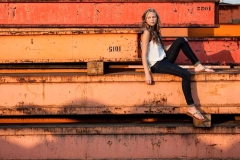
150, 37, 199, 106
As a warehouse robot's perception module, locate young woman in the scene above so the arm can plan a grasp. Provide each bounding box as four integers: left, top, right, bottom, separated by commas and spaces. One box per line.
141, 8, 214, 121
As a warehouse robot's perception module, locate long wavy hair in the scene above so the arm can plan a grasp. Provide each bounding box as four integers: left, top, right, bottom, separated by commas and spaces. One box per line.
142, 8, 164, 47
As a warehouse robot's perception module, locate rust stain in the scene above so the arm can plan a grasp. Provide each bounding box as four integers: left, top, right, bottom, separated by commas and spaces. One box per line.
18, 78, 36, 83
0, 0, 222, 2
0, 2, 217, 27
107, 141, 112, 145
143, 93, 168, 107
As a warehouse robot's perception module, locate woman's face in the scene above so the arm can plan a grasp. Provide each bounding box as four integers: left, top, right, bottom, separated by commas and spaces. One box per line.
145, 11, 157, 26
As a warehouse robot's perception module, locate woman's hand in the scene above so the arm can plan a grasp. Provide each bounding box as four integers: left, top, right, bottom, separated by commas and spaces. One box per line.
145, 72, 152, 85
141, 29, 153, 85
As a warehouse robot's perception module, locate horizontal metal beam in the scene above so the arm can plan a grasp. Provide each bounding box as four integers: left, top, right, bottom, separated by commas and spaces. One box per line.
0, 28, 143, 35
0, 71, 239, 115
0, 122, 239, 159
0, 2, 217, 27
0, 0, 221, 3
0, 34, 239, 64
0, 122, 239, 135
0, 70, 239, 83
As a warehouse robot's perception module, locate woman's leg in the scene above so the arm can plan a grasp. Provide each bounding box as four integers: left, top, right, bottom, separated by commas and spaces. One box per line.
166, 37, 214, 72
151, 60, 205, 121
151, 59, 194, 105
166, 37, 199, 65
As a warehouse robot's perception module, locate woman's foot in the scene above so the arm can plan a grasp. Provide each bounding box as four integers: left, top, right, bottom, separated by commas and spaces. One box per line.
187, 106, 206, 121
194, 64, 214, 73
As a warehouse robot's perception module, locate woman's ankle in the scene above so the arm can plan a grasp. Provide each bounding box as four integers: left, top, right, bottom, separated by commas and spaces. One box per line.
194, 62, 201, 67
194, 63, 205, 71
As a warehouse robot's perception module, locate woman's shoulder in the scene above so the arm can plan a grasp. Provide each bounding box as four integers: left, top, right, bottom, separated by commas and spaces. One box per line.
141, 29, 151, 43
142, 29, 150, 35
141, 29, 150, 40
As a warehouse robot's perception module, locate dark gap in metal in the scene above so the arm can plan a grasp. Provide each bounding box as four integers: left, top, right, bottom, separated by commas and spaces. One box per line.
0, 114, 238, 125
0, 63, 87, 69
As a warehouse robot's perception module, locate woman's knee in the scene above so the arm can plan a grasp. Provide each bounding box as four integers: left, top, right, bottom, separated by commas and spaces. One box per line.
183, 70, 191, 80
177, 37, 187, 42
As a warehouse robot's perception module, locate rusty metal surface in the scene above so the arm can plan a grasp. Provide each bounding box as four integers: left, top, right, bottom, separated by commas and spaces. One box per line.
0, 0, 221, 2
0, 33, 139, 63
0, 122, 239, 159
0, 70, 239, 115
219, 4, 240, 24
188, 24, 240, 37
0, 28, 143, 35
0, 27, 188, 37
0, 118, 86, 123
163, 37, 240, 65
0, 34, 239, 64
1, 122, 240, 135
0, 2, 217, 27
0, 70, 240, 83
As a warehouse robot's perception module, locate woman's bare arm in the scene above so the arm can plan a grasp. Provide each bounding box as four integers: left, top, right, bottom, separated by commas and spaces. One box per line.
141, 30, 152, 85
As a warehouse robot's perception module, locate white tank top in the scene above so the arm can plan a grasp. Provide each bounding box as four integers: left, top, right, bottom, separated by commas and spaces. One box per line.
141, 40, 166, 68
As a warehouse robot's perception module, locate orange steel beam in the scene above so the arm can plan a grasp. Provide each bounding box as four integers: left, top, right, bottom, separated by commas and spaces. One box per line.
0, 28, 188, 37
0, 117, 165, 123
1, 122, 239, 136
163, 37, 240, 65
0, 28, 142, 35
0, 70, 239, 116
0, 0, 221, 2
0, 33, 139, 63
1, 35, 239, 65
0, 2, 217, 27
0, 69, 86, 74
219, 4, 240, 24
0, 65, 230, 74
0, 122, 240, 159
0, 118, 82, 123
188, 25, 240, 37
109, 65, 231, 69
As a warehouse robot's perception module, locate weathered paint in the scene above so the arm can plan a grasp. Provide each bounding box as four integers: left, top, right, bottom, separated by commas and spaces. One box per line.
0, 122, 239, 159
188, 25, 240, 37
0, 33, 139, 63
0, 27, 188, 37
0, 28, 142, 35
0, 0, 221, 2
219, 4, 240, 24
0, 2, 217, 27
0, 116, 211, 127
0, 33, 239, 64
163, 37, 240, 65
0, 70, 239, 115
0, 69, 87, 73
0, 118, 86, 123
3, 122, 240, 135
